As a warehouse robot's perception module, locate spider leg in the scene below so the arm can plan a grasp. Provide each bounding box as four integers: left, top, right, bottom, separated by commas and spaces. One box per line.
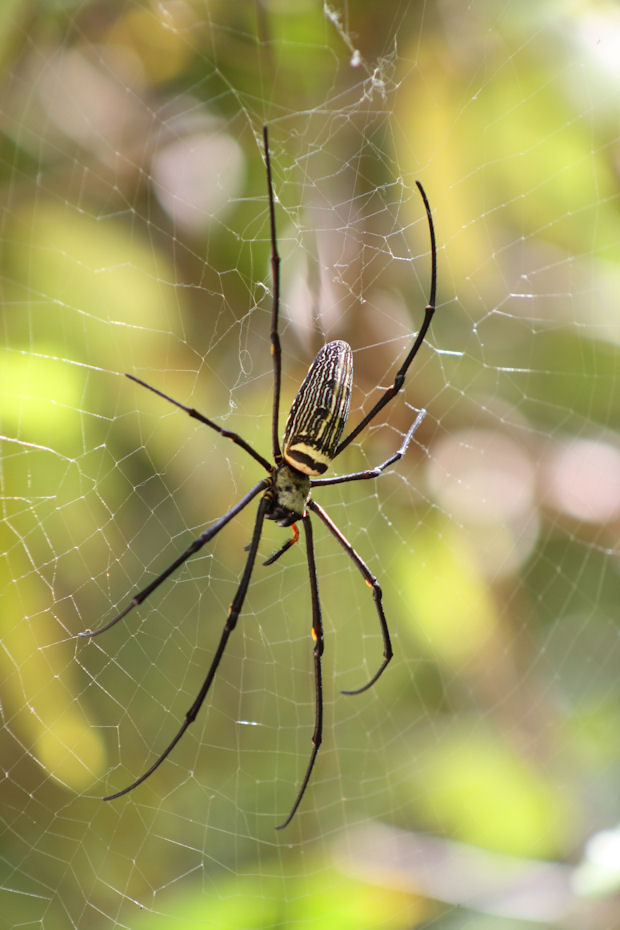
311, 408, 425, 488
308, 499, 391, 695
263, 522, 300, 566
263, 125, 283, 464
335, 181, 436, 457
276, 513, 323, 829
126, 374, 271, 472
241, 522, 299, 565
79, 479, 269, 638
102, 494, 270, 802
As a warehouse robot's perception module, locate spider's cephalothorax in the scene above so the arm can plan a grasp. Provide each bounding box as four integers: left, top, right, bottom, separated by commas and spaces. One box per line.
267, 464, 310, 527
79, 125, 437, 830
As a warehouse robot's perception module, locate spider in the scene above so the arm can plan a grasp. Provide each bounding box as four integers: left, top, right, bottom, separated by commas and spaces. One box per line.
80, 126, 437, 829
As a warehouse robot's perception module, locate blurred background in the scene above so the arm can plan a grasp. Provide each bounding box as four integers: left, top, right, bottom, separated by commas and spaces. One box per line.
2, 1, 620, 928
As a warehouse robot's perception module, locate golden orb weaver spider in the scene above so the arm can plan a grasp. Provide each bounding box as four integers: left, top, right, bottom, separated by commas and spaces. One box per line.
80, 126, 437, 829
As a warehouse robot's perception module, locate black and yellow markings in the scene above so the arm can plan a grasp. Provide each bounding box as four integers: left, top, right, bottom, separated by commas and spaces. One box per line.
282, 340, 353, 476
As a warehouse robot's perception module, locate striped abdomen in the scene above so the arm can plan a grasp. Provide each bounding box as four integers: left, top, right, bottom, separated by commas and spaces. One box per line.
283, 340, 353, 476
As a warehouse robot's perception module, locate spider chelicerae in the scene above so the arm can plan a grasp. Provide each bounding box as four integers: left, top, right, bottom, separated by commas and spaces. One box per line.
80, 126, 437, 829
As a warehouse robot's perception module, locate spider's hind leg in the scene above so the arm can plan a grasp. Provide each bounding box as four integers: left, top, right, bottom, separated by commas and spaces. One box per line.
275, 512, 324, 829
308, 498, 393, 695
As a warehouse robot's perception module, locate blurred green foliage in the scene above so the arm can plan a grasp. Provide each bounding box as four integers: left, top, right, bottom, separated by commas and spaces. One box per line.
2, 1, 620, 929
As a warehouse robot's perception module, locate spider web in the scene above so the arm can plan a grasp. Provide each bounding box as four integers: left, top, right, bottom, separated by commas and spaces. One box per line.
2, 2, 620, 928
